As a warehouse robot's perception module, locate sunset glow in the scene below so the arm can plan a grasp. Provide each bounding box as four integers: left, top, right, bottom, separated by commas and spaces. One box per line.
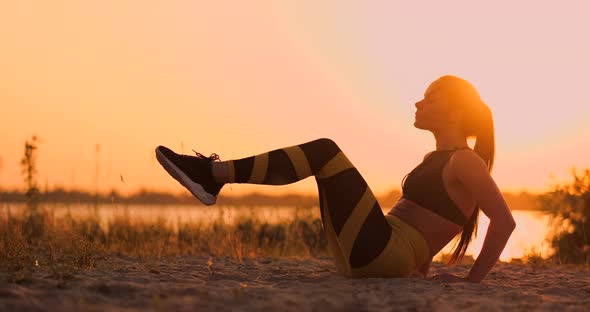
2, 1, 590, 198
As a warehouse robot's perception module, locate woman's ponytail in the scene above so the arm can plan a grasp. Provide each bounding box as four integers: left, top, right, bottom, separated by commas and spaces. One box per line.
427, 75, 497, 264
449, 102, 495, 264
473, 104, 495, 172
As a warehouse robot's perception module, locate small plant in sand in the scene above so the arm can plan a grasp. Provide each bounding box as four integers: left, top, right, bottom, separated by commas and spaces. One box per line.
21, 135, 40, 202
20, 135, 47, 245
522, 247, 545, 268
541, 168, 590, 265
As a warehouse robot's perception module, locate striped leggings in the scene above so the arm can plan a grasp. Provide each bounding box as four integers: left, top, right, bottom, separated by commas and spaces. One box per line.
224, 138, 426, 277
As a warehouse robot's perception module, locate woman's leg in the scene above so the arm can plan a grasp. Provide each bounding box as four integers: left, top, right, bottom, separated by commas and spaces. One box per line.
214, 138, 394, 276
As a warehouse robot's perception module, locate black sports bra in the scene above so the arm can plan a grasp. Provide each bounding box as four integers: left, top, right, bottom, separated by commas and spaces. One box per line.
401, 148, 469, 226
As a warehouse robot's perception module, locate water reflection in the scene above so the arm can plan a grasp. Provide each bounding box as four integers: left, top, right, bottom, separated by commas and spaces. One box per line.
439, 210, 552, 262
3, 203, 550, 262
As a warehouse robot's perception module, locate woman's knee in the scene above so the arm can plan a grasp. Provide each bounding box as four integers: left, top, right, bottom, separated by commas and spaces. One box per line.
312, 138, 340, 153
299, 138, 342, 171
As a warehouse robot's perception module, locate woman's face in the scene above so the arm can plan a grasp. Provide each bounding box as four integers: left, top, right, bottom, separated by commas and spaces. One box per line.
413, 85, 461, 131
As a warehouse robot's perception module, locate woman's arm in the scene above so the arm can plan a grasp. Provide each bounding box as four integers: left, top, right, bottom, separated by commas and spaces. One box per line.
466, 219, 515, 282
450, 150, 516, 283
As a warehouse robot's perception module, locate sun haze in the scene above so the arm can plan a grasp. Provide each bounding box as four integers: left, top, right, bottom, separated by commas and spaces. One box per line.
1, 1, 589, 196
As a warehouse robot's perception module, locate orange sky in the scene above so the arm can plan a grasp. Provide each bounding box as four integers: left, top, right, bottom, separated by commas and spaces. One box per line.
1, 1, 589, 198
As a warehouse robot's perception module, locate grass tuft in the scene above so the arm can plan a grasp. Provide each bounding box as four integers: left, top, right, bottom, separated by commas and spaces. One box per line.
0, 205, 329, 275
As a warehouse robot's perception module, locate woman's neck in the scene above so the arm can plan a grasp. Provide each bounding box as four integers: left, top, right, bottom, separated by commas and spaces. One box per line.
433, 131, 468, 151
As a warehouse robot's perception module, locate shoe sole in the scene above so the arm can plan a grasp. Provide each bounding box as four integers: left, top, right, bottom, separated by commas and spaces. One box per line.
155, 147, 217, 205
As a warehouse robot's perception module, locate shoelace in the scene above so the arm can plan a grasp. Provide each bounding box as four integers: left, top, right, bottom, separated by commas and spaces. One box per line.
192, 149, 220, 161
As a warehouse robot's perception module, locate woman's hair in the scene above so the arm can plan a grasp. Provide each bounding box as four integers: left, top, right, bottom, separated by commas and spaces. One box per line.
428, 75, 496, 264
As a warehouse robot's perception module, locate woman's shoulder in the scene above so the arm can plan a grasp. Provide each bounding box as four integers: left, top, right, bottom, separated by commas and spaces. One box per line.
448, 148, 489, 174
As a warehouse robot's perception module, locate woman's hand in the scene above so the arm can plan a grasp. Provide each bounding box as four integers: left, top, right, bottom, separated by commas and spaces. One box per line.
427, 273, 474, 283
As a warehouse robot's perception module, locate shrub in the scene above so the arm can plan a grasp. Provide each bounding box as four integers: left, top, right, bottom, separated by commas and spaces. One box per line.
541, 168, 590, 265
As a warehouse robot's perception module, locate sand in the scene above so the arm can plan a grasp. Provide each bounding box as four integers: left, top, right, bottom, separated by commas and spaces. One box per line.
1, 256, 590, 312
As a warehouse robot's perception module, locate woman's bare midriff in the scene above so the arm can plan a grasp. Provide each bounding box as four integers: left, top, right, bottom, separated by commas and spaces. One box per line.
387, 198, 463, 258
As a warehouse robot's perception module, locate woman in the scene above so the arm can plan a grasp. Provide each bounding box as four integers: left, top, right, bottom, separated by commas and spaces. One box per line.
155, 75, 516, 283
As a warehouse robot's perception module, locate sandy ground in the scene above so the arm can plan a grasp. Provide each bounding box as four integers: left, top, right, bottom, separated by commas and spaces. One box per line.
1, 256, 590, 312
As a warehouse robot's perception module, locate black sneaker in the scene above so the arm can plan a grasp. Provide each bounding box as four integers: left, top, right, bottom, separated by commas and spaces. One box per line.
155, 145, 224, 205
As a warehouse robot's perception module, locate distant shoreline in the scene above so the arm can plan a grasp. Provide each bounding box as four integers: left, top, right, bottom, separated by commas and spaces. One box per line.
0, 189, 545, 210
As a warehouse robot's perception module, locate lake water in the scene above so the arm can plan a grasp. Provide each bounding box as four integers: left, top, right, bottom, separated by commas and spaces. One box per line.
2, 203, 552, 262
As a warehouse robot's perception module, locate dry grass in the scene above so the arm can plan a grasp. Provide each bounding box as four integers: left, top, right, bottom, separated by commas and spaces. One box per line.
0, 204, 329, 275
